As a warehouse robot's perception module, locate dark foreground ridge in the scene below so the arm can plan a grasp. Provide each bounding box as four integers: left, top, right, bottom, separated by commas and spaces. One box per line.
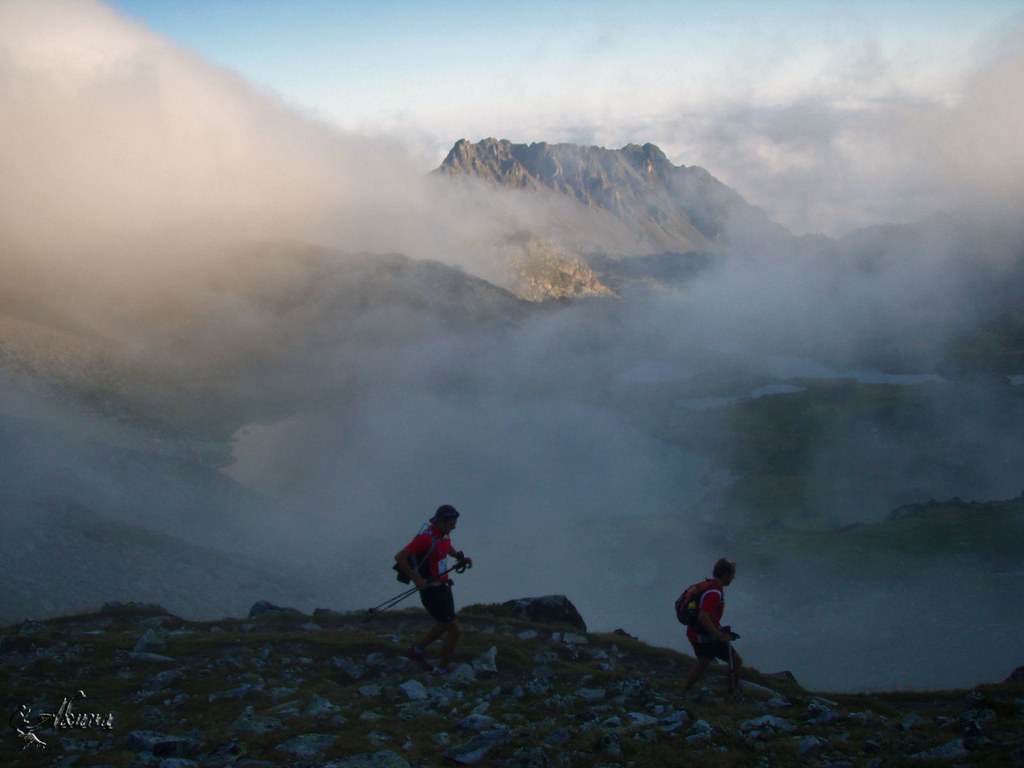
1, 599, 1022, 767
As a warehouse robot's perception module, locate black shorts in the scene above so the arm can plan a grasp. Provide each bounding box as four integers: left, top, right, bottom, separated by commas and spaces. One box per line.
419, 583, 456, 623
690, 638, 731, 662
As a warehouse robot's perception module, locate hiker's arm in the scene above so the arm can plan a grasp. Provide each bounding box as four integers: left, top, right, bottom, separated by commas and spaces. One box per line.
394, 548, 428, 589
452, 549, 472, 567
697, 610, 732, 642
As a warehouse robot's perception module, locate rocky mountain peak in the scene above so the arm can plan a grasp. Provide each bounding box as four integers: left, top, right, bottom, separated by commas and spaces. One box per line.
439, 138, 687, 205
436, 138, 791, 257
620, 141, 672, 177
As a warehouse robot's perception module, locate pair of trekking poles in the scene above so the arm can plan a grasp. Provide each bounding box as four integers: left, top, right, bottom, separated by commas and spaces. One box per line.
364, 559, 472, 621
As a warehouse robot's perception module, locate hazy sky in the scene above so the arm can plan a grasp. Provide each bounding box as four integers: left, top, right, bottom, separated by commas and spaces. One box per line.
97, 1, 1022, 231
104, 1, 1016, 133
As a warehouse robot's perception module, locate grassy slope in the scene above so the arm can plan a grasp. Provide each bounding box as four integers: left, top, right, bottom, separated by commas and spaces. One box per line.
1, 604, 1021, 766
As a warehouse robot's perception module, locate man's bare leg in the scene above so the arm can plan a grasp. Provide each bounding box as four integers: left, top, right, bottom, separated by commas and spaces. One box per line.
684, 656, 713, 692
438, 620, 461, 670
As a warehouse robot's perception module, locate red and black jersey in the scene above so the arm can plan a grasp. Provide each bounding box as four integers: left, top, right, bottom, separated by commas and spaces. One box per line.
685, 578, 725, 644
404, 523, 454, 583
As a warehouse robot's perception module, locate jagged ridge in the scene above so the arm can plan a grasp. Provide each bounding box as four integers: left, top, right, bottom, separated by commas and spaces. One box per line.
437, 138, 789, 255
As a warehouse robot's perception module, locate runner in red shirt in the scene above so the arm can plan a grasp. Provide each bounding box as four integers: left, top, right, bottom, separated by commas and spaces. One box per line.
683, 558, 742, 693
394, 505, 472, 673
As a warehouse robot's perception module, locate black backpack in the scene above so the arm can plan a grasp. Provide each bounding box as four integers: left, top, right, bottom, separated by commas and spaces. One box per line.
674, 578, 718, 626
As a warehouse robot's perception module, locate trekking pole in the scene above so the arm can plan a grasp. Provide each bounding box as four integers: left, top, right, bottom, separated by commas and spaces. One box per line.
725, 628, 740, 693
364, 584, 420, 619
727, 642, 735, 693
363, 560, 472, 621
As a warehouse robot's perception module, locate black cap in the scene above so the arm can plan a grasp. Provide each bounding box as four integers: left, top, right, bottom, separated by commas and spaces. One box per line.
434, 504, 460, 521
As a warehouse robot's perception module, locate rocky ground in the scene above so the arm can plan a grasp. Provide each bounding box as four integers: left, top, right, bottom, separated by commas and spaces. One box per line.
1, 598, 1022, 767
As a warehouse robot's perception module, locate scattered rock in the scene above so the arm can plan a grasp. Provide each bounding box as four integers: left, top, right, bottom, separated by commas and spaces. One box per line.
806, 698, 842, 724
304, 695, 343, 720
505, 746, 554, 768
457, 713, 502, 732
274, 733, 338, 759
544, 727, 572, 746
399, 679, 428, 700
615, 678, 645, 697
661, 709, 691, 727
208, 681, 264, 702
143, 669, 183, 692
448, 662, 477, 683
128, 651, 175, 663
472, 646, 498, 675
960, 707, 997, 735
740, 679, 780, 696
626, 711, 658, 727
332, 655, 366, 680
501, 595, 587, 631
126, 730, 202, 757
266, 699, 303, 717
910, 738, 969, 761
227, 706, 282, 735
864, 737, 886, 753
902, 712, 926, 731
533, 650, 559, 665
444, 728, 509, 764
740, 715, 797, 740
329, 750, 412, 768
766, 670, 799, 684
686, 719, 715, 744
797, 735, 828, 756
600, 731, 622, 756
133, 629, 167, 654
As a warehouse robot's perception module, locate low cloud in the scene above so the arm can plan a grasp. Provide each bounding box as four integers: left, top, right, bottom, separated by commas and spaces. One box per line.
555, 21, 1024, 237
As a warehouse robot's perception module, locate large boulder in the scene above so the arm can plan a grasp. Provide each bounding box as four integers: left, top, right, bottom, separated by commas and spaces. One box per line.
248, 600, 302, 618
501, 595, 586, 631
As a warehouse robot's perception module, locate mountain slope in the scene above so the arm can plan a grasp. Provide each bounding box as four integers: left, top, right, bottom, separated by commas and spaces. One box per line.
1, 601, 1021, 766
1, 503, 314, 626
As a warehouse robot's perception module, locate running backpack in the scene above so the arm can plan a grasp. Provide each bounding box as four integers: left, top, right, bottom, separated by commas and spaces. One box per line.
393, 525, 440, 583
674, 578, 718, 626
